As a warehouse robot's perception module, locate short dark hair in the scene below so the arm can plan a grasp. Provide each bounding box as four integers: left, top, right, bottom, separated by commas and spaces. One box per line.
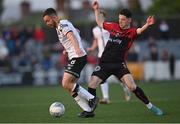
43, 8, 57, 17
120, 9, 132, 18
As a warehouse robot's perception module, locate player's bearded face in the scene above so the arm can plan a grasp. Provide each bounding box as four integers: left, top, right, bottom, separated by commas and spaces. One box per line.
43, 15, 56, 28
119, 15, 131, 29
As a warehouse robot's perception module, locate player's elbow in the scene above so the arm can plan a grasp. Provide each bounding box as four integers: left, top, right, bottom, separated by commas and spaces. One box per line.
136, 28, 142, 35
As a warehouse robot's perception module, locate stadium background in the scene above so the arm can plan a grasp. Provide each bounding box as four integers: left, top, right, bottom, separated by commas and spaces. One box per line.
0, 0, 180, 123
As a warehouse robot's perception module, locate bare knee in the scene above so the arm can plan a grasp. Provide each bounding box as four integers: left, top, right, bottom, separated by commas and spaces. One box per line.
62, 79, 72, 92
121, 74, 137, 91
127, 84, 137, 91
61, 73, 77, 92
88, 76, 102, 89
88, 81, 97, 89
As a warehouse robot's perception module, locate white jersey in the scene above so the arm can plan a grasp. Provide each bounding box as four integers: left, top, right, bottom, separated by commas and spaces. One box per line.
92, 26, 110, 57
56, 20, 86, 60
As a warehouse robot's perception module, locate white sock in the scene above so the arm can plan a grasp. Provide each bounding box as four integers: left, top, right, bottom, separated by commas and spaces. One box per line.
74, 95, 91, 112
78, 85, 94, 100
100, 81, 109, 100
146, 102, 153, 109
72, 84, 94, 100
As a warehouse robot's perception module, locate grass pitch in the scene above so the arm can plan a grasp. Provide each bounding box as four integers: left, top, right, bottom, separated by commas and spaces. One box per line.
0, 81, 180, 123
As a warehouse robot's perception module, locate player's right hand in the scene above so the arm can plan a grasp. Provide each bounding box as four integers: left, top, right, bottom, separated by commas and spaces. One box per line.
92, 0, 99, 10
146, 16, 155, 26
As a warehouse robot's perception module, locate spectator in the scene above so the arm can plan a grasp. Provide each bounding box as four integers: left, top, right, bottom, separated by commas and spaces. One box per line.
147, 36, 158, 61
128, 42, 140, 62
81, 0, 94, 22
148, 36, 157, 48
169, 54, 175, 79
47, 68, 59, 85
33, 64, 45, 86
0, 35, 9, 60
10, 26, 19, 41
0, 35, 10, 71
159, 20, 170, 40
41, 52, 52, 71
19, 26, 30, 46
161, 48, 169, 62
55, 0, 69, 19
150, 46, 158, 61
33, 25, 45, 42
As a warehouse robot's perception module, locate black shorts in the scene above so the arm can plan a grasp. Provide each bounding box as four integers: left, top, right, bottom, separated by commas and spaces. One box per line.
65, 55, 87, 78
92, 61, 130, 83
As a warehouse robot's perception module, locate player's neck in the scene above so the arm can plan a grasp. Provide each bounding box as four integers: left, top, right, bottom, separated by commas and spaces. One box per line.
122, 25, 130, 30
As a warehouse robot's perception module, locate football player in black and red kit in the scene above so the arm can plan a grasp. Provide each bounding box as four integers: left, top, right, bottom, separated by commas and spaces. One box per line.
87, 0, 163, 116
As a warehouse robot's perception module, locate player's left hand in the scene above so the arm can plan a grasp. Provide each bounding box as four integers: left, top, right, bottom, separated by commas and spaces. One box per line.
92, 0, 99, 10
146, 16, 155, 26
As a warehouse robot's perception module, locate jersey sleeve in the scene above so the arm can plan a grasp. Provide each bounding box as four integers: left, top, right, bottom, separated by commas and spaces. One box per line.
103, 22, 116, 32
60, 21, 72, 35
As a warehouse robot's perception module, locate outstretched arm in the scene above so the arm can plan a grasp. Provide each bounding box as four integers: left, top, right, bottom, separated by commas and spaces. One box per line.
92, 1, 104, 28
136, 16, 155, 35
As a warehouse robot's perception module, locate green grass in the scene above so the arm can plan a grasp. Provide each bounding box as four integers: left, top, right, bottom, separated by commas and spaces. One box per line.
0, 81, 180, 123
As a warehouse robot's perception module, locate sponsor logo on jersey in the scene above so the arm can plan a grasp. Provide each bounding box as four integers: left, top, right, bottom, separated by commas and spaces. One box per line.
60, 24, 68, 28
109, 38, 122, 44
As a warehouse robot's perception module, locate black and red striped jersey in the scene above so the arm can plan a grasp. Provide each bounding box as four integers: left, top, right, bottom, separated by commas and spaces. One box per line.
99, 21, 137, 63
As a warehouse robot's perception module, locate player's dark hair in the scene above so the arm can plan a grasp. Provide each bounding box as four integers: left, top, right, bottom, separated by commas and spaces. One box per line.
120, 9, 132, 18
43, 8, 57, 17
100, 10, 107, 18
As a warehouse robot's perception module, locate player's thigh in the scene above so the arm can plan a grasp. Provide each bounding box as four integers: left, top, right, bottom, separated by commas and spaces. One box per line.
121, 74, 137, 91
88, 75, 103, 89
90, 64, 111, 88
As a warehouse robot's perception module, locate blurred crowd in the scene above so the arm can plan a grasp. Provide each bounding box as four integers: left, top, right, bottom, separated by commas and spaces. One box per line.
0, 18, 178, 85
0, 25, 63, 85
0, 0, 180, 85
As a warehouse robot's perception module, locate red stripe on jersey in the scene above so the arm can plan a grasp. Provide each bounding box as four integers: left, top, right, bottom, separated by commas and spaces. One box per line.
100, 21, 137, 62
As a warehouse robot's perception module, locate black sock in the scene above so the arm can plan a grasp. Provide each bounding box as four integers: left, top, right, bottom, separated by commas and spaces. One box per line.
88, 87, 96, 97
72, 92, 78, 98
133, 87, 149, 104
72, 84, 79, 93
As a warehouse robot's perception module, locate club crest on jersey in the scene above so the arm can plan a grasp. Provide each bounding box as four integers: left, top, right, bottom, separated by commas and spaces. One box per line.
94, 66, 101, 71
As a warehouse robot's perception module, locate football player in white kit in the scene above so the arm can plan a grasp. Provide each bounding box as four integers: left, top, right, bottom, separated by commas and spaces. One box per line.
43, 8, 99, 118
87, 10, 131, 104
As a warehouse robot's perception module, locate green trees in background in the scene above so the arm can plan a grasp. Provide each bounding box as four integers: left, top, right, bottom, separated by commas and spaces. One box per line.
147, 0, 180, 15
